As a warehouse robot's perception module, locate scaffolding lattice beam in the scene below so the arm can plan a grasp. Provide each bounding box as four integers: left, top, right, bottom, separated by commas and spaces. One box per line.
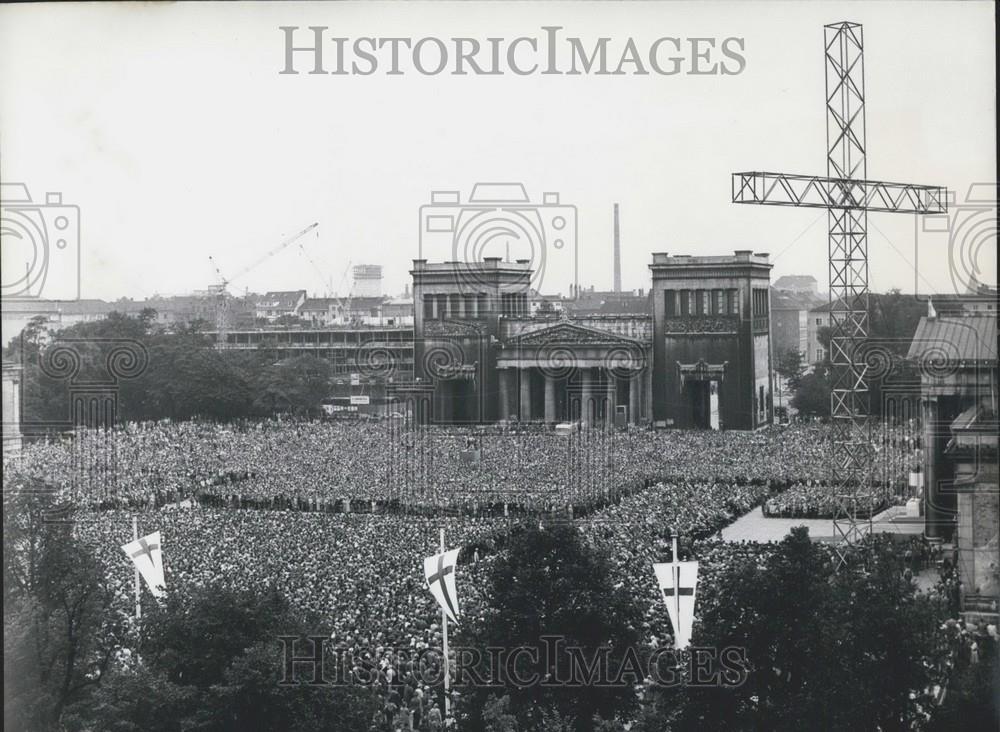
731, 172, 947, 214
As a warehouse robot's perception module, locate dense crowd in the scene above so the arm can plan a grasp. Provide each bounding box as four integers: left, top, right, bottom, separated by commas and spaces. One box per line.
77, 508, 508, 730
583, 482, 777, 654
8, 418, 934, 731
6, 420, 913, 516
70, 477, 779, 730
761, 481, 901, 519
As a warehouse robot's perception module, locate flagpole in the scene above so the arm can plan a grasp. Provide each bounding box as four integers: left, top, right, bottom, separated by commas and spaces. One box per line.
440, 527, 451, 721
671, 530, 680, 650
132, 515, 141, 619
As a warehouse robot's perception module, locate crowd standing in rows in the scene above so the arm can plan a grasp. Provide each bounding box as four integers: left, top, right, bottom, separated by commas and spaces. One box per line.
4, 418, 929, 732
7, 420, 912, 515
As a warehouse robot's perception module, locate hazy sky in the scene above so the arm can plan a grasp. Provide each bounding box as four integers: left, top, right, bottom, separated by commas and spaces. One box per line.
1, 1, 995, 303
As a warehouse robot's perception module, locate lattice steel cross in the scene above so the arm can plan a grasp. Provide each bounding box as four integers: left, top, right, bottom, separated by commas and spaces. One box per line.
731, 22, 947, 559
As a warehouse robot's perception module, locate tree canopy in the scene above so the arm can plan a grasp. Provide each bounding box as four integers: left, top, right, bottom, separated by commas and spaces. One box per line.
457, 524, 641, 732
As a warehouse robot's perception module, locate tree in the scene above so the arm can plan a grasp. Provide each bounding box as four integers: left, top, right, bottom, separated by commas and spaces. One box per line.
3, 487, 125, 730
62, 665, 198, 732
64, 583, 378, 732
776, 349, 806, 391
775, 349, 806, 418
790, 369, 831, 418
252, 355, 332, 417
637, 529, 949, 731
483, 695, 519, 732
457, 524, 642, 732
869, 290, 925, 346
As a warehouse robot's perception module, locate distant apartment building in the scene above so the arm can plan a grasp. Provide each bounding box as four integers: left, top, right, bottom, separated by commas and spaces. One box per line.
299, 298, 344, 327
806, 302, 832, 365
2, 293, 260, 342
564, 286, 649, 316
771, 290, 825, 360
925, 282, 998, 317
772, 274, 819, 295
254, 290, 307, 322
2, 299, 111, 342
381, 297, 414, 327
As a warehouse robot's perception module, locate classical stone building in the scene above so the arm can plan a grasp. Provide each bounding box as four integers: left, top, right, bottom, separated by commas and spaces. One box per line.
649, 252, 774, 430
907, 313, 998, 621
496, 315, 651, 425
409, 251, 772, 430
410, 258, 532, 423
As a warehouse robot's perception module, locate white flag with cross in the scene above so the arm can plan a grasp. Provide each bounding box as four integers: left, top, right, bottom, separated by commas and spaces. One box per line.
122, 531, 166, 599
424, 547, 460, 623
653, 552, 698, 649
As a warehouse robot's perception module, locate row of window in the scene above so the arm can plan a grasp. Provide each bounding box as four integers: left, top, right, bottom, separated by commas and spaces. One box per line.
752, 288, 770, 317
422, 292, 529, 319
664, 288, 740, 317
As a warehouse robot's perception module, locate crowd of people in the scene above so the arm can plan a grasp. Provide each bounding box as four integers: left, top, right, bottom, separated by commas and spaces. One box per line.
67, 477, 779, 729
761, 481, 902, 519
6, 419, 913, 517
77, 508, 505, 730
6, 417, 937, 731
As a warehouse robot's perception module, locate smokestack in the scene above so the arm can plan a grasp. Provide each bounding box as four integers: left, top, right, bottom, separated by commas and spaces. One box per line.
613, 203, 621, 293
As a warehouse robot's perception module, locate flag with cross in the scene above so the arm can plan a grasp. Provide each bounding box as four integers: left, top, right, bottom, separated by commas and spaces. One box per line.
121, 531, 166, 599
424, 547, 461, 623
653, 534, 698, 649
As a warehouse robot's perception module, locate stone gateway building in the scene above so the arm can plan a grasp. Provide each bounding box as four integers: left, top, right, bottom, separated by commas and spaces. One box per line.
649, 252, 774, 430
407, 251, 773, 431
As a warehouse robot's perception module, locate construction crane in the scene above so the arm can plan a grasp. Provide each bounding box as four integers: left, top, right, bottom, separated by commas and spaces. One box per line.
209, 222, 319, 346
297, 244, 358, 325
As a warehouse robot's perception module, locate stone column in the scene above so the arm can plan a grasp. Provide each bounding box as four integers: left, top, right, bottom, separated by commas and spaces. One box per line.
922, 396, 946, 540
600, 371, 612, 425
544, 373, 557, 423
580, 367, 593, 425
498, 368, 512, 420
629, 370, 641, 424
519, 368, 532, 421
470, 294, 479, 319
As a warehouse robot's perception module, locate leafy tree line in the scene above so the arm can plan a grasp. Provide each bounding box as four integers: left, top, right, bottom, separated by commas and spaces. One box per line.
5, 489, 990, 732
5, 311, 335, 431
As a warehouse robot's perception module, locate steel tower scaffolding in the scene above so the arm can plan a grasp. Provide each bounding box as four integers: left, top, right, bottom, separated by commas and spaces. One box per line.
731, 22, 947, 562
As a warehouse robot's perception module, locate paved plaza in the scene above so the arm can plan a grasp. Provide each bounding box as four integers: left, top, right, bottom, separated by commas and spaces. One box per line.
721, 505, 926, 544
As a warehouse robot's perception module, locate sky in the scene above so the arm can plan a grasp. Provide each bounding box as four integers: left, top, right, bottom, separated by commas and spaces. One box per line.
0, 1, 995, 304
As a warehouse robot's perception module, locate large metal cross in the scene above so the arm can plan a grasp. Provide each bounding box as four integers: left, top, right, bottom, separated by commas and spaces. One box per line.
731, 22, 947, 558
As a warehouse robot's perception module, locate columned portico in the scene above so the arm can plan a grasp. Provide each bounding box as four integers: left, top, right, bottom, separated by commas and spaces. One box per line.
496, 320, 650, 427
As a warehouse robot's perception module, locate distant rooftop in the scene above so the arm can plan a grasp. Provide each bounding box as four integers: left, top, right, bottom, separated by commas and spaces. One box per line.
771, 290, 825, 311
650, 250, 771, 267
908, 314, 997, 364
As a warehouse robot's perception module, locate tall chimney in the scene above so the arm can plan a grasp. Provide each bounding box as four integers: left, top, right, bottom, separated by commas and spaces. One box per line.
613, 203, 621, 293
